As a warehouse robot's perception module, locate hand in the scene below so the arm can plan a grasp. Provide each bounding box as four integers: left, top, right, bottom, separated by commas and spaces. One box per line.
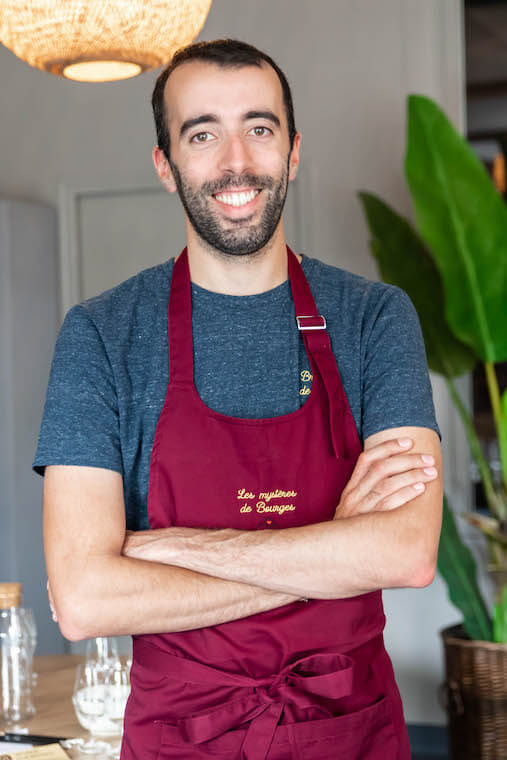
334, 437, 438, 519
47, 579, 57, 622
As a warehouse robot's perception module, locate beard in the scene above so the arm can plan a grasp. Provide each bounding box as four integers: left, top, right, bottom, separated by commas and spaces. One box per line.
169, 159, 290, 256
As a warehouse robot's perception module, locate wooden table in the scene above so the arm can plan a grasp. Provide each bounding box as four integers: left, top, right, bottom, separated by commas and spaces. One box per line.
27, 655, 85, 739
0, 655, 125, 745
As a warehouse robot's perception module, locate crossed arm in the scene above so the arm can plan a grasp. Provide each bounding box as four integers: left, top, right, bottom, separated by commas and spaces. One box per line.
44, 426, 442, 641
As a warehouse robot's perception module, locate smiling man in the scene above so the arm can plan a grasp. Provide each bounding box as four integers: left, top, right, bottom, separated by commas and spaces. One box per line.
165, 85, 289, 255
36, 40, 442, 759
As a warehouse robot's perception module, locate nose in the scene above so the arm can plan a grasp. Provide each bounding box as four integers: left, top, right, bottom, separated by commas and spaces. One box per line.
217, 134, 253, 175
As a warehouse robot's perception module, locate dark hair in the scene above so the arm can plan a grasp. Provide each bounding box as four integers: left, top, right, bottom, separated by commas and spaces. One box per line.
151, 38, 296, 160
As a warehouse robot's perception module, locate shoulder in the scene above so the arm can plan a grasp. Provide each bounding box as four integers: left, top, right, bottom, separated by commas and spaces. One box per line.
63, 259, 174, 347
301, 254, 414, 328
299, 255, 439, 442
79, 259, 173, 323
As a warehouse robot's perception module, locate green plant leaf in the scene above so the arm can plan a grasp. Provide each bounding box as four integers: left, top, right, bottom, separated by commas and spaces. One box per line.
358, 191, 477, 378
437, 496, 493, 641
405, 94, 507, 363
493, 586, 507, 643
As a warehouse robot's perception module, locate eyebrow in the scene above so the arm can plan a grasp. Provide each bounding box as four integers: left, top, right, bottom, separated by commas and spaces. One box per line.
179, 110, 281, 139
244, 111, 281, 128
179, 113, 219, 138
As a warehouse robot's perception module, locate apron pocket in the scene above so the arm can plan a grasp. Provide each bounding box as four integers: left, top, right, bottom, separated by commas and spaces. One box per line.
293, 696, 399, 760
155, 697, 399, 760
155, 721, 245, 759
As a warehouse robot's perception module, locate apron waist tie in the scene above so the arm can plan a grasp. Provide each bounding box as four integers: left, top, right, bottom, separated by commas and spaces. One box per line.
134, 637, 382, 760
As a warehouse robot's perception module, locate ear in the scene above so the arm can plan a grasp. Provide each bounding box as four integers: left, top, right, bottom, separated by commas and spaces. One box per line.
288, 133, 301, 182
152, 146, 177, 193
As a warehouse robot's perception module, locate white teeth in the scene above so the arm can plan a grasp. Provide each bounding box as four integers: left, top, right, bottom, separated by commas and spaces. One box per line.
215, 189, 259, 207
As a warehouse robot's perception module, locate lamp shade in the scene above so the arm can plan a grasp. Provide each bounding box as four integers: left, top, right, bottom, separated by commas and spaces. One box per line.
0, 0, 213, 81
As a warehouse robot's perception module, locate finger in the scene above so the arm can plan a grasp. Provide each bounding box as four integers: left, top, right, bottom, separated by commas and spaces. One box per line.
338, 480, 427, 518
341, 454, 438, 511
338, 459, 438, 518
346, 438, 414, 490
368, 466, 438, 501
48, 594, 57, 622
372, 482, 428, 512
47, 579, 58, 622
346, 453, 437, 507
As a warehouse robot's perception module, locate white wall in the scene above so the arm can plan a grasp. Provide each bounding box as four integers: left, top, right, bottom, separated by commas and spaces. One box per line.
0, 200, 62, 654
0, 0, 466, 723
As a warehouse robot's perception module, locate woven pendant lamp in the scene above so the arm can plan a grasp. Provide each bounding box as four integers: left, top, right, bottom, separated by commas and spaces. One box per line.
0, 0, 213, 82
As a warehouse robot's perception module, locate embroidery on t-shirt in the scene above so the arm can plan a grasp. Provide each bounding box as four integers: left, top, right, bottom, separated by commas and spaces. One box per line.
299, 369, 313, 396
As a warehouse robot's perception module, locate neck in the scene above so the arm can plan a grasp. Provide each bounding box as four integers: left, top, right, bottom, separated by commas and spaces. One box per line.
184, 222, 298, 295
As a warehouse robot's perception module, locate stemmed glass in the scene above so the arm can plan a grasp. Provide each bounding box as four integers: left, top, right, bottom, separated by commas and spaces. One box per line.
85, 637, 120, 669
70, 661, 114, 755
102, 661, 131, 757
62, 637, 126, 756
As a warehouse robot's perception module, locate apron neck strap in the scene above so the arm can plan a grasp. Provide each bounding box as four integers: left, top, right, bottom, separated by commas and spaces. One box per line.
168, 246, 348, 458
169, 248, 193, 385
287, 247, 345, 458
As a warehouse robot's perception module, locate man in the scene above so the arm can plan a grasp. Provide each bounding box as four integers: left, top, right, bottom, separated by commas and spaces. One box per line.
36, 39, 442, 759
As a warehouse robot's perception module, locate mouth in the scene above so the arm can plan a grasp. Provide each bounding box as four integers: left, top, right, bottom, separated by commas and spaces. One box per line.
213, 188, 262, 209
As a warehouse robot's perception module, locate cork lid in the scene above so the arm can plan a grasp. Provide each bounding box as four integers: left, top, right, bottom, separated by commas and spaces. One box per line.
0, 582, 22, 608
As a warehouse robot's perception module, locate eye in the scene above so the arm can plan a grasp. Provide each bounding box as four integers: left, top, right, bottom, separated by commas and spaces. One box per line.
190, 132, 213, 143
249, 126, 272, 137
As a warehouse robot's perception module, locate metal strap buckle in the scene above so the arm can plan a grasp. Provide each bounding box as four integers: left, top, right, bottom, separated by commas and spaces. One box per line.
296, 315, 327, 331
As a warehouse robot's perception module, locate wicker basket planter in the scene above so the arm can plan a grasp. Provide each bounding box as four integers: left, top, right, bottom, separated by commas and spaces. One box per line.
441, 624, 507, 760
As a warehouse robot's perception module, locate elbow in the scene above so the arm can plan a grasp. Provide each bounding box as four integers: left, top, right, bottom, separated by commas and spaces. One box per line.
58, 618, 87, 643
48, 553, 120, 640
397, 504, 441, 589
406, 540, 438, 588
409, 558, 437, 588
54, 587, 101, 642
57, 598, 91, 642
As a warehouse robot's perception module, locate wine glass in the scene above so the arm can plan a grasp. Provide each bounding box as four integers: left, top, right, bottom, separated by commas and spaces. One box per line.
60, 638, 125, 757
70, 663, 115, 755
85, 637, 120, 669
102, 661, 131, 756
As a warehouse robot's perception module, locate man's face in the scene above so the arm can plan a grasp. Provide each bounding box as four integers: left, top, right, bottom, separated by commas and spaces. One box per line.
156, 61, 300, 256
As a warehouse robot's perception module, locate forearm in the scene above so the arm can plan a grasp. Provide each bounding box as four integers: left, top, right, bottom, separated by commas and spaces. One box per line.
44, 466, 298, 642
193, 507, 436, 597
51, 553, 297, 641
134, 431, 443, 598
128, 496, 440, 599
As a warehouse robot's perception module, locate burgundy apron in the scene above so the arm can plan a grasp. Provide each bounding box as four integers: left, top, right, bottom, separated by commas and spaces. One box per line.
121, 248, 411, 760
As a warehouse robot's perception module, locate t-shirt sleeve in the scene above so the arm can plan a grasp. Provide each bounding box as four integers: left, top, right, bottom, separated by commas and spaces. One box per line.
33, 304, 123, 476
360, 285, 441, 441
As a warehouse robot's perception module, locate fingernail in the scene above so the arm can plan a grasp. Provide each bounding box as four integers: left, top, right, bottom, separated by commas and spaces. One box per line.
424, 467, 437, 476
414, 482, 425, 491
398, 438, 412, 447
422, 455, 435, 464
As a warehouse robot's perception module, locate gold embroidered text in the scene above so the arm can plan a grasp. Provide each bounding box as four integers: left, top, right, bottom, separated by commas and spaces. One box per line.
256, 501, 296, 514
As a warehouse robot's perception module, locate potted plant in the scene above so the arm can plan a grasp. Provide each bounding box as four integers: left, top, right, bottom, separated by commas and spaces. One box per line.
358, 94, 507, 760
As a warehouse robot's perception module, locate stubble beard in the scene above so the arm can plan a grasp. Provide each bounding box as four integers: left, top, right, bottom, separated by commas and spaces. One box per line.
169, 159, 290, 257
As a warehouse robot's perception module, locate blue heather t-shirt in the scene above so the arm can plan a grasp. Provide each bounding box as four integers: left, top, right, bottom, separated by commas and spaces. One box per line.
33, 254, 440, 530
